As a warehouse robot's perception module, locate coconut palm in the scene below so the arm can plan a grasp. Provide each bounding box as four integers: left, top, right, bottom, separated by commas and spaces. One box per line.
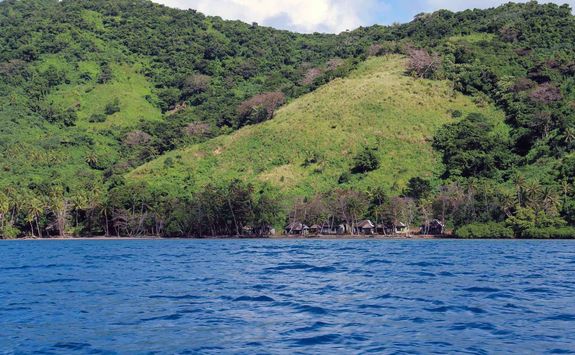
564, 127, 575, 145
513, 174, 528, 207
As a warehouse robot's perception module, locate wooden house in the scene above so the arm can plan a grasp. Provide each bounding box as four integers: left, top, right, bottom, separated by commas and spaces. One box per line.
421, 219, 445, 235
356, 220, 376, 235
309, 224, 322, 235
285, 222, 309, 235
377, 222, 408, 235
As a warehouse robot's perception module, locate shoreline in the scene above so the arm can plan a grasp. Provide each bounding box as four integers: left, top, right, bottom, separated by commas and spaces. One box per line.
8, 235, 437, 241
5, 235, 573, 241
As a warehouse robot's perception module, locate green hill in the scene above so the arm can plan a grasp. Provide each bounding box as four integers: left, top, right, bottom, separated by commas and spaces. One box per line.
130, 55, 505, 197
2, 0, 575, 238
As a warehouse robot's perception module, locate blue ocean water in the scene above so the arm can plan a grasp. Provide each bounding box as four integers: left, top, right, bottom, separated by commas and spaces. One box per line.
1, 240, 574, 354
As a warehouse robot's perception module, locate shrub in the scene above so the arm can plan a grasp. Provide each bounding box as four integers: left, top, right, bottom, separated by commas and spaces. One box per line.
455, 222, 514, 239
88, 113, 107, 123
104, 98, 121, 115
521, 227, 575, 239
1, 225, 21, 239
451, 110, 462, 118
351, 147, 380, 174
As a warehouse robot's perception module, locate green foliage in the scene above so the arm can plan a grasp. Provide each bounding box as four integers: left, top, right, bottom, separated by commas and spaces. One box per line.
521, 227, 575, 239
104, 98, 120, 115
506, 207, 567, 237
404, 177, 432, 200
352, 147, 380, 174
1, 225, 21, 239
455, 222, 514, 239
1, 0, 575, 237
131, 56, 500, 198
88, 113, 106, 123
433, 113, 512, 178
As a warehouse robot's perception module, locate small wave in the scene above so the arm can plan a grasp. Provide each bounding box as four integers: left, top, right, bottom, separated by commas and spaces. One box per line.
266, 263, 336, 273
286, 321, 332, 335
408, 261, 435, 267
549, 349, 575, 354
425, 306, 486, 314
266, 263, 316, 271
233, 295, 275, 302
450, 322, 496, 331
439, 271, 455, 277
417, 272, 436, 277
364, 259, 392, 265
294, 304, 330, 315
292, 333, 342, 346
148, 294, 200, 300
1, 263, 73, 271
53, 342, 91, 351
545, 314, 575, 321
358, 304, 389, 310
142, 313, 183, 322
525, 287, 553, 294
462, 287, 501, 293
36, 278, 81, 284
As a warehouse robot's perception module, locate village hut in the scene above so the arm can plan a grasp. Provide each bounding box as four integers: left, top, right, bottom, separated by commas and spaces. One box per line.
421, 219, 445, 235
395, 222, 408, 234
356, 220, 376, 235
242, 226, 254, 236
377, 222, 408, 235
309, 224, 322, 235
285, 222, 309, 235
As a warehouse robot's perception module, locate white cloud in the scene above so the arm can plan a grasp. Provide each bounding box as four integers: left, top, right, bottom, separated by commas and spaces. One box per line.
155, 0, 384, 33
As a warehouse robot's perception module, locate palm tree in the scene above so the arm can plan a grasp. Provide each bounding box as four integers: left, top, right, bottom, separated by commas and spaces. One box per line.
513, 174, 527, 207
560, 180, 572, 207
564, 127, 575, 145
49, 187, 69, 238
524, 180, 542, 210
0, 192, 9, 230
541, 186, 561, 215
499, 190, 516, 218
27, 196, 45, 238
85, 152, 99, 169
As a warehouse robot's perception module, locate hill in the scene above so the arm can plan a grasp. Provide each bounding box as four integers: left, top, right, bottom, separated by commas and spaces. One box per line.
1, 0, 575, 238
0, 0, 362, 189
130, 55, 505, 198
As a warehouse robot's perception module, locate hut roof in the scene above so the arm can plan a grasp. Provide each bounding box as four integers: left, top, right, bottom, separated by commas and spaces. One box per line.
357, 220, 375, 229
285, 222, 309, 231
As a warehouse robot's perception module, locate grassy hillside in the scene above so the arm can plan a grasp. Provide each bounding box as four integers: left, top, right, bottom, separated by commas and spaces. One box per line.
130, 55, 505, 197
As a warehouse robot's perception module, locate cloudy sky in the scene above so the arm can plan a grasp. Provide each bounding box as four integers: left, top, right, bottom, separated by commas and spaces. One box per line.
155, 0, 574, 33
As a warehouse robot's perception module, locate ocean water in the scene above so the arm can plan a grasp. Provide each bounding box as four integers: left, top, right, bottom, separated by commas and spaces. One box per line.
1, 240, 574, 354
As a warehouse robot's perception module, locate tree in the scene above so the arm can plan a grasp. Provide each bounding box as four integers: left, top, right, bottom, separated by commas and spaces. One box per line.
182, 74, 210, 97
48, 186, 70, 238
333, 190, 369, 235
406, 47, 441, 79
404, 177, 432, 200
104, 98, 121, 115
351, 147, 380, 174
98, 62, 113, 84
529, 83, 563, 104
433, 113, 512, 177
237, 92, 285, 126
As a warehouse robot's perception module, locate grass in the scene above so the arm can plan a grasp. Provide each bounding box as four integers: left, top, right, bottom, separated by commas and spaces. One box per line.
47, 62, 162, 129
130, 55, 506, 198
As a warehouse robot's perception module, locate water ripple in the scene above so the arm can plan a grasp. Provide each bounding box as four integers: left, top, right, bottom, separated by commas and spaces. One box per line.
0, 239, 574, 354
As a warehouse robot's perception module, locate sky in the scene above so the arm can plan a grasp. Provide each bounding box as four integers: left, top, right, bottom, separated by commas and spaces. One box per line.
154, 0, 575, 33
